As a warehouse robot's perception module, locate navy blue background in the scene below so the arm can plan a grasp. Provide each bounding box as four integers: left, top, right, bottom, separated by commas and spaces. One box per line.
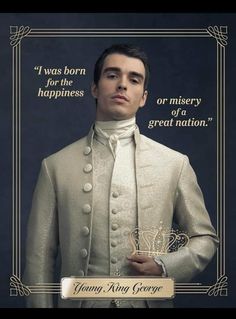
0, 13, 235, 308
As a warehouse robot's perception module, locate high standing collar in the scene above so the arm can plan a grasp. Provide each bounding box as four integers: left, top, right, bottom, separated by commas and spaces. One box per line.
86, 124, 141, 148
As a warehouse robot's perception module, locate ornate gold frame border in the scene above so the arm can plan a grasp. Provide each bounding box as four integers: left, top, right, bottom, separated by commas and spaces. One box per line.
9, 26, 227, 297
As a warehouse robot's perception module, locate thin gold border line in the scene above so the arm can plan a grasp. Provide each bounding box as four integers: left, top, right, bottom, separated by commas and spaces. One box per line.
176, 292, 209, 294
28, 29, 208, 33
11, 27, 225, 296
12, 40, 21, 278
14, 44, 16, 276
17, 44, 19, 277
29, 288, 61, 290
26, 35, 211, 38
220, 44, 223, 277
219, 44, 223, 277
30, 292, 60, 294
15, 44, 17, 277
176, 287, 209, 289
216, 40, 219, 280
29, 290, 61, 292
216, 41, 224, 279
28, 284, 208, 288
12, 45, 15, 276
176, 285, 210, 288
30, 288, 61, 290
218, 43, 222, 277
29, 285, 61, 287
18, 43, 21, 278
16, 44, 19, 277
176, 289, 210, 291
175, 283, 201, 287
31, 284, 61, 287
175, 290, 209, 292
25, 28, 207, 32
176, 289, 209, 290
176, 289, 209, 291
217, 42, 220, 279
220, 46, 225, 275
31, 292, 61, 294
222, 45, 225, 276
28, 32, 209, 35
223, 46, 226, 276
16, 43, 19, 278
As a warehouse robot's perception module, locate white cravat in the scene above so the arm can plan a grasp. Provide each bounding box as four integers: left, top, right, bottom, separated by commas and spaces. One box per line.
94, 117, 136, 159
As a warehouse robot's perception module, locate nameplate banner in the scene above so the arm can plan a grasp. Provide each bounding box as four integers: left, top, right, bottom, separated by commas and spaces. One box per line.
61, 277, 174, 299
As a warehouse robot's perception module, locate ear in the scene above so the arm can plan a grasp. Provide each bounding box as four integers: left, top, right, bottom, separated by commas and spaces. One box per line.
91, 82, 98, 98
139, 90, 148, 108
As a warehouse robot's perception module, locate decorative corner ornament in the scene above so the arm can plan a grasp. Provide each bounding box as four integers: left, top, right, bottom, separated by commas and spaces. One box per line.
207, 26, 228, 47
10, 275, 31, 296
10, 26, 31, 47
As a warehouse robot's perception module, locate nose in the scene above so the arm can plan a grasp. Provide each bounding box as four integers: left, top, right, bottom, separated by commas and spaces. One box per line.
117, 77, 127, 91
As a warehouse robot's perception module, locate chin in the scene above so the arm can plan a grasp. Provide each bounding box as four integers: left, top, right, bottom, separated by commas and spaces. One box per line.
111, 114, 130, 121
105, 109, 127, 120
97, 107, 133, 121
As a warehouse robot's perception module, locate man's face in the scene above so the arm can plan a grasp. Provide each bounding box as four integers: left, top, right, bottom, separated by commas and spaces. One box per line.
92, 53, 148, 121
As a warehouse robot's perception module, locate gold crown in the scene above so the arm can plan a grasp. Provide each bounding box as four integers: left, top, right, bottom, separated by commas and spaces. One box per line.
129, 223, 189, 256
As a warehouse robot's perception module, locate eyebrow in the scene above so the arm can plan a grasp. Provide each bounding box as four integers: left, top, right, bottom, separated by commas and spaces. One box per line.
103, 67, 144, 81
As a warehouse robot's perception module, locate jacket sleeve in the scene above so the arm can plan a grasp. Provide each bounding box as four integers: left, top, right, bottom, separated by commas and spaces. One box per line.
23, 159, 59, 307
159, 156, 219, 282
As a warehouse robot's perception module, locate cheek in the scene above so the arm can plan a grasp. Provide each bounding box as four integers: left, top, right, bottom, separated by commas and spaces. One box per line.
135, 93, 145, 105
100, 81, 114, 92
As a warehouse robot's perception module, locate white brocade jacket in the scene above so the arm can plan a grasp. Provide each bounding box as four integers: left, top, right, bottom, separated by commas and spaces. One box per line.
23, 126, 219, 308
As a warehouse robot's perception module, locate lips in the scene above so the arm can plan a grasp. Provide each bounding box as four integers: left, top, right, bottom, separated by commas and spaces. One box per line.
112, 94, 129, 102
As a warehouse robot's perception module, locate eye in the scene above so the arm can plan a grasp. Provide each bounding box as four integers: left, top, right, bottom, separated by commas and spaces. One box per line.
130, 78, 140, 84
106, 72, 118, 79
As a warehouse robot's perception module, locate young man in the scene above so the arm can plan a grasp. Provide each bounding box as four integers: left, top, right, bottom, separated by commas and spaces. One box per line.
24, 44, 218, 308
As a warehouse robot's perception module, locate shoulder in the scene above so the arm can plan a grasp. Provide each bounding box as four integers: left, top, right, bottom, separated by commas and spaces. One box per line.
43, 135, 87, 166
139, 134, 187, 162
138, 134, 193, 184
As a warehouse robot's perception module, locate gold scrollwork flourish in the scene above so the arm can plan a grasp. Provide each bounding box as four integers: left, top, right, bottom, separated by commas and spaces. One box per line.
10, 26, 31, 47
10, 275, 31, 296
207, 26, 228, 47
207, 275, 228, 296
